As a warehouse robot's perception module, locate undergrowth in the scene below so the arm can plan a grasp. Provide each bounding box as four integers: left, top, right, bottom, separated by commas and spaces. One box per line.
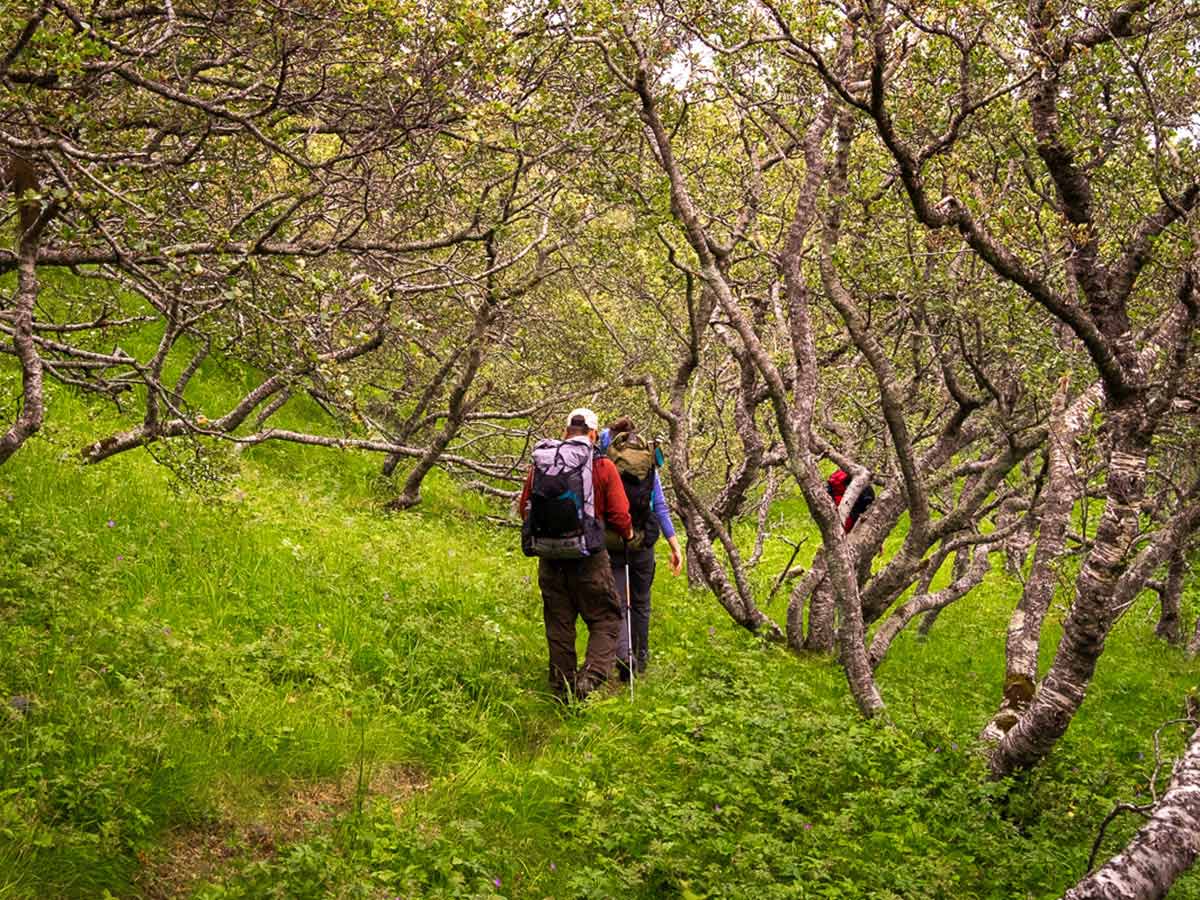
1, 355, 1197, 899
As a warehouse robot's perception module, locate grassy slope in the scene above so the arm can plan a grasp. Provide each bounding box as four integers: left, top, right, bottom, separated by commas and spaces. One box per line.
1, 357, 1197, 899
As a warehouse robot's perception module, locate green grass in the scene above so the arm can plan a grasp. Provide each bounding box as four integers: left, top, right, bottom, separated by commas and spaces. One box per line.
1, 363, 1198, 899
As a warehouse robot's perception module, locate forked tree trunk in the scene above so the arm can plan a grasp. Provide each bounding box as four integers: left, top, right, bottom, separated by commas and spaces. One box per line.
869, 546, 989, 669
676, 483, 783, 639
990, 405, 1151, 777
793, 469, 885, 718
801, 470, 874, 652
389, 302, 495, 510
1063, 720, 1200, 900
982, 381, 1100, 741
381, 345, 465, 477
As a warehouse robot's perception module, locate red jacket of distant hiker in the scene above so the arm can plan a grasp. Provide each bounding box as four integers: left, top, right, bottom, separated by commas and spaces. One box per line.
826, 469, 856, 533
520, 452, 633, 540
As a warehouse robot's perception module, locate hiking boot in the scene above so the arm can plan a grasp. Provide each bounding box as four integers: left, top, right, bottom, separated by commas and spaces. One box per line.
574, 668, 608, 699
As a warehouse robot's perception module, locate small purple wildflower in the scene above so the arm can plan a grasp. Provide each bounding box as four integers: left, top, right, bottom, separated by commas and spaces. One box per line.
106, 519, 115, 528
493, 877, 501, 888
550, 862, 556, 871
714, 803, 721, 812
802, 822, 813, 831
116, 555, 124, 561
951, 742, 959, 751
934, 746, 942, 753
708, 626, 716, 636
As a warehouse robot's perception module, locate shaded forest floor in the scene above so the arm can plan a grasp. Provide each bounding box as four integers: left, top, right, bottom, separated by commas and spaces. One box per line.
1, 372, 1198, 899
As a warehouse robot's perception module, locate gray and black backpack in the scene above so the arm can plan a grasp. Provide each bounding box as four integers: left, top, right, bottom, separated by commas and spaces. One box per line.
522, 437, 605, 559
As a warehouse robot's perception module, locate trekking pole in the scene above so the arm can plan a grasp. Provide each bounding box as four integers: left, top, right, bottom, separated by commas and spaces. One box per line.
623, 540, 634, 701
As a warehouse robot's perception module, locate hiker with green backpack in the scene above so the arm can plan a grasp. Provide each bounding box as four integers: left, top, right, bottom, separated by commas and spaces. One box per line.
599, 417, 682, 683
519, 408, 634, 701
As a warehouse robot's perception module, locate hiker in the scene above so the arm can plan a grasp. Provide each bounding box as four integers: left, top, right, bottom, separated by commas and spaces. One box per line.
599, 417, 682, 682
825, 469, 875, 532
519, 408, 633, 700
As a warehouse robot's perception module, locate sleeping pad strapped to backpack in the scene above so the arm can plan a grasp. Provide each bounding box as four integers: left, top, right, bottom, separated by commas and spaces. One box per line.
522, 437, 606, 559
605, 431, 660, 552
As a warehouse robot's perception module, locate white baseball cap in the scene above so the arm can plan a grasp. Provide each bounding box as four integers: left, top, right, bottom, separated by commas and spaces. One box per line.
566, 407, 599, 430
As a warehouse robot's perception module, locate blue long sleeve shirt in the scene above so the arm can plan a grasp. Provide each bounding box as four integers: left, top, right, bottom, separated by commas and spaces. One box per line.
650, 470, 676, 540
599, 428, 676, 540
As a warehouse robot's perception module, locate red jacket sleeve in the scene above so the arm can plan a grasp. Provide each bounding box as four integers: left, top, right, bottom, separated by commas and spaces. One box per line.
595, 457, 632, 538
518, 468, 533, 520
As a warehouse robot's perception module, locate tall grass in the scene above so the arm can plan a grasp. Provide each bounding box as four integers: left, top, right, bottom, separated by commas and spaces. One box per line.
1, 358, 1197, 898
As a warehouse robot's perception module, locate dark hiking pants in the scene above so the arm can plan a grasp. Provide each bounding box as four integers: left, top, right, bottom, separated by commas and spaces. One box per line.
539, 550, 621, 697
610, 545, 656, 677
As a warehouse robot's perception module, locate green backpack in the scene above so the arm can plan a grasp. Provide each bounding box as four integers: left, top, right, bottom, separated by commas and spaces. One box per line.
605, 432, 659, 552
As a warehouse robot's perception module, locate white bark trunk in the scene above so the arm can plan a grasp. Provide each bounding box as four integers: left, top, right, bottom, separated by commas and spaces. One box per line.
990, 406, 1151, 777
1063, 722, 1200, 899
982, 380, 1100, 741
0, 197, 50, 466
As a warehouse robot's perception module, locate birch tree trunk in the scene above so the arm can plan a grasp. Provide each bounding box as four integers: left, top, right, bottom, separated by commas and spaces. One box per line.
989, 407, 1152, 777
869, 546, 990, 669
0, 188, 52, 466
991, 419, 1200, 777
1063, 721, 1200, 900
389, 299, 496, 510
982, 380, 1101, 741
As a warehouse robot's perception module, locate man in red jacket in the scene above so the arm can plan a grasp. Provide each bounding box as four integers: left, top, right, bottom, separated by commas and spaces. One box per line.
520, 408, 633, 700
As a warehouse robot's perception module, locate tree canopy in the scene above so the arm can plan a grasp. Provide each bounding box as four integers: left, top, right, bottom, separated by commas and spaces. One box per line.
4, 2, 1200, 895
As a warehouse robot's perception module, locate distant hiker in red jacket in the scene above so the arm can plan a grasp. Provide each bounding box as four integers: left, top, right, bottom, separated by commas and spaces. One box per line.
520, 408, 633, 700
826, 469, 876, 533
